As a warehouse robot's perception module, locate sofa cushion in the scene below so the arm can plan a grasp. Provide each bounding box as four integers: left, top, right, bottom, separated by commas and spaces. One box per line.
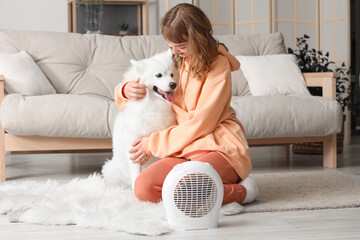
216, 32, 287, 56
230, 95, 343, 139
236, 54, 310, 96
0, 51, 56, 95
0, 94, 118, 138
2, 93, 341, 139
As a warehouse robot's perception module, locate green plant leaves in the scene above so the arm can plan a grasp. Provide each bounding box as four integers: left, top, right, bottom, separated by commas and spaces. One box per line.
288, 34, 351, 112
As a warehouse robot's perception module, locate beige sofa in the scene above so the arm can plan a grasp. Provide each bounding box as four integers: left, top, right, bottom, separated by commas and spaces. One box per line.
0, 30, 342, 181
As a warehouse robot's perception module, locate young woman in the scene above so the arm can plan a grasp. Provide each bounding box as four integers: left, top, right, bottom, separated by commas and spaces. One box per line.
114, 3, 258, 206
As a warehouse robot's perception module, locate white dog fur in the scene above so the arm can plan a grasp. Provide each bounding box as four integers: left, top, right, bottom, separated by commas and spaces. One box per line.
102, 49, 177, 189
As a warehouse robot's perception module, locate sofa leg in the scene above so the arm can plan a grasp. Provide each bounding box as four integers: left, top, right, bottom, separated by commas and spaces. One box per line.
323, 134, 337, 168
279, 145, 290, 160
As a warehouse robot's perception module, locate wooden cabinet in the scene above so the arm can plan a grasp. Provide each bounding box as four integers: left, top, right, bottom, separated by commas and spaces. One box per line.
67, 0, 149, 35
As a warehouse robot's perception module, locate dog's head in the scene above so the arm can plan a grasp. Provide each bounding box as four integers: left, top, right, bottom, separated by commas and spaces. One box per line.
129, 49, 178, 102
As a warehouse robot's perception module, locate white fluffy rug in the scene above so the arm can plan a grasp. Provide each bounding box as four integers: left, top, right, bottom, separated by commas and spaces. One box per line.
0, 174, 171, 236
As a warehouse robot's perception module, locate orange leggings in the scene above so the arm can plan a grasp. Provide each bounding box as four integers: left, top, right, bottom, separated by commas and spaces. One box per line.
134, 151, 247, 205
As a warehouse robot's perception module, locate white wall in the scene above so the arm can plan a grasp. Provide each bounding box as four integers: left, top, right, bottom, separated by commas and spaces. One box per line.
148, 0, 159, 35
0, 0, 68, 32
0, 0, 160, 34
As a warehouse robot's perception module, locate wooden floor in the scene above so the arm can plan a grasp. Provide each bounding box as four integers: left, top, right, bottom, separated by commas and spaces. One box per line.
1, 136, 360, 240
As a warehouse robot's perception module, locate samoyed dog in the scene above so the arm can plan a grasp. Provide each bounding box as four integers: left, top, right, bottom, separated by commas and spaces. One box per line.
102, 49, 177, 189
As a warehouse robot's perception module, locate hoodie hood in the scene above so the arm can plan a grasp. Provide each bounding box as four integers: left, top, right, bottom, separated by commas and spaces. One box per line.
218, 45, 240, 72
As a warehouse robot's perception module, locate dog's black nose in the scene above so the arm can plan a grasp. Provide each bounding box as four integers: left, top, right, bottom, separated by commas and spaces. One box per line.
169, 82, 177, 90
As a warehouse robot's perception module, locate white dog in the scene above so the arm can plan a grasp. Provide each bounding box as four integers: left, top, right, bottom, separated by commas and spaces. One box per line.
102, 49, 177, 189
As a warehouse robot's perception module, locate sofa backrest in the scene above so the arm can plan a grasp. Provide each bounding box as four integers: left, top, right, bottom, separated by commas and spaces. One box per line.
0, 30, 286, 99
217, 32, 286, 56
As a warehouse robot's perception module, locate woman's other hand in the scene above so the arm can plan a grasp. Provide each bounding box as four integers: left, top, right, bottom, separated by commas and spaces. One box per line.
129, 138, 151, 165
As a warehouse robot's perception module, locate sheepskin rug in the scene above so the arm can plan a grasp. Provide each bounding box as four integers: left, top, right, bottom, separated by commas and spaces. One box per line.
0, 174, 171, 236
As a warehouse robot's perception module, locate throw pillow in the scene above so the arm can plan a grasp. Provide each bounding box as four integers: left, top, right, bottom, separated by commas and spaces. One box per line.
0, 51, 56, 95
236, 54, 310, 96
231, 67, 252, 97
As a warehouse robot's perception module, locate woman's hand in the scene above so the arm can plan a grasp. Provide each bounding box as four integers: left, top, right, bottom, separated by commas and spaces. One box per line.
129, 138, 151, 165
123, 78, 147, 101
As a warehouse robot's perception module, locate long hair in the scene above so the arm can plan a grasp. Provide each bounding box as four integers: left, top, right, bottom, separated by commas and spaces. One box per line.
161, 3, 224, 80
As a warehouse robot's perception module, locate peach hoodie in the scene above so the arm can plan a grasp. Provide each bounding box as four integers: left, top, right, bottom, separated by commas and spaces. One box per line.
114, 46, 252, 180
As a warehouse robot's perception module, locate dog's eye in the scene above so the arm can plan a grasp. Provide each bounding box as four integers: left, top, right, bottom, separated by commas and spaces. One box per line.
155, 73, 162, 78
170, 73, 174, 78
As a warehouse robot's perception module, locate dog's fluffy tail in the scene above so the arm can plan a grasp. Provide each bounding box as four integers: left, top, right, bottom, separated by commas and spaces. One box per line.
101, 158, 131, 188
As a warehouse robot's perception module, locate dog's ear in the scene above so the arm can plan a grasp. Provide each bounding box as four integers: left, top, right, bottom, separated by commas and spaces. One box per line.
130, 59, 144, 73
166, 48, 173, 58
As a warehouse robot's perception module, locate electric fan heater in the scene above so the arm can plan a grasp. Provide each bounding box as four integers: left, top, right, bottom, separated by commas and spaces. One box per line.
162, 161, 224, 230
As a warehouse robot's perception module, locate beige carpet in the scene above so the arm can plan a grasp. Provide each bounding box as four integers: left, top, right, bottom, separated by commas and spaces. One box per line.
244, 170, 360, 213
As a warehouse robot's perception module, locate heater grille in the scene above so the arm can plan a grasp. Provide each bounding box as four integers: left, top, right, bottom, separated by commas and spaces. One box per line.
173, 172, 218, 218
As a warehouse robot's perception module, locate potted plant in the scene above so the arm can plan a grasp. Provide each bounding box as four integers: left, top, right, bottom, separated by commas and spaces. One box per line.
288, 34, 351, 154
118, 22, 129, 35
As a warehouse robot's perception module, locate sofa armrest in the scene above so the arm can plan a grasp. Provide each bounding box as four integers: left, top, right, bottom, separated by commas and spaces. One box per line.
303, 72, 340, 100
